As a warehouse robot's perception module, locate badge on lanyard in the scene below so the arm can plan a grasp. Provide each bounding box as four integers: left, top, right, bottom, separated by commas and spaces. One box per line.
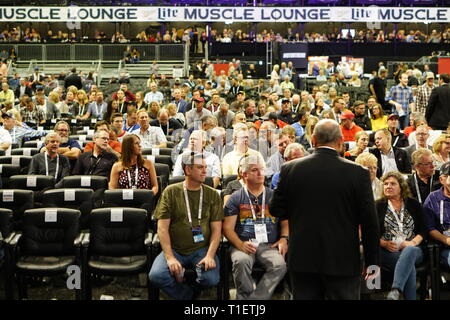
183, 182, 204, 243
244, 187, 268, 244
254, 221, 268, 244
192, 225, 204, 243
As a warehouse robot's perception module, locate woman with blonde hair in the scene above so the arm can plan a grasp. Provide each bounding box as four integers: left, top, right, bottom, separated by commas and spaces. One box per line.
147, 101, 160, 120
109, 134, 158, 195
45, 91, 62, 120
432, 133, 450, 170
299, 116, 319, 150
270, 64, 280, 81
348, 131, 370, 158
166, 103, 185, 127
355, 152, 382, 199
72, 89, 89, 119
320, 109, 335, 121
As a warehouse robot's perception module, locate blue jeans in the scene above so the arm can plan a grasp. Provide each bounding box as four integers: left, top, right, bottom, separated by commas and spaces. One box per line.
148, 247, 220, 300
381, 246, 423, 300
398, 114, 409, 130
441, 248, 450, 268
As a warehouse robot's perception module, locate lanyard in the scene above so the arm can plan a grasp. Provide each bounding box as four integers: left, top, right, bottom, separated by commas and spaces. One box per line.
96, 103, 102, 118
440, 200, 445, 226
388, 200, 404, 234
414, 173, 433, 204
119, 102, 125, 114
292, 104, 300, 113
127, 165, 139, 189
79, 105, 85, 116
393, 136, 399, 147
243, 186, 266, 220
45, 152, 59, 180
160, 121, 169, 135
12, 127, 16, 142
183, 182, 203, 225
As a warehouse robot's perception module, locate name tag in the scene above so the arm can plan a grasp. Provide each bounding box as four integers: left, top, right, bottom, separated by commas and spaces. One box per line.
254, 222, 268, 244
192, 226, 204, 243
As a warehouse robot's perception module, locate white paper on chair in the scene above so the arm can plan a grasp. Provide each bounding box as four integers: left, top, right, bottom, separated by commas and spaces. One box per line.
2, 190, 13, 202
111, 208, 123, 222
27, 176, 37, 187
152, 148, 160, 156
45, 209, 57, 222
122, 189, 134, 200
64, 189, 76, 201
81, 176, 91, 187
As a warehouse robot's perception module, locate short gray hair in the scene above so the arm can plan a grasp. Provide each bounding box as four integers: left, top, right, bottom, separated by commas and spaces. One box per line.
313, 119, 342, 145
44, 132, 61, 144
284, 143, 305, 159
239, 154, 265, 173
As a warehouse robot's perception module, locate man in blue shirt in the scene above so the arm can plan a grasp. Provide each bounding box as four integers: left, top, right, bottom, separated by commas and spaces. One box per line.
223, 155, 288, 300
386, 73, 415, 130
424, 161, 450, 268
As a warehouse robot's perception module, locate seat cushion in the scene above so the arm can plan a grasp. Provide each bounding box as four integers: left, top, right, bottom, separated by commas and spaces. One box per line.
88, 255, 147, 273
16, 256, 75, 274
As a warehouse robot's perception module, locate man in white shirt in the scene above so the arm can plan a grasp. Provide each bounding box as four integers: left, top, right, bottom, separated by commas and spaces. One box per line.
0, 125, 12, 151
172, 130, 221, 188
222, 124, 265, 176
144, 83, 164, 105
132, 109, 167, 149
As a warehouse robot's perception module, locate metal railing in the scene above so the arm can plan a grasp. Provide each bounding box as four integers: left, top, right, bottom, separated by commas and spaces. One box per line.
0, 43, 185, 63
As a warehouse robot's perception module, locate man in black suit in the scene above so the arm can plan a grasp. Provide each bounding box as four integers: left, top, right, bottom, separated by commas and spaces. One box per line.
426, 73, 450, 130
269, 119, 380, 300
64, 68, 83, 90
370, 128, 411, 178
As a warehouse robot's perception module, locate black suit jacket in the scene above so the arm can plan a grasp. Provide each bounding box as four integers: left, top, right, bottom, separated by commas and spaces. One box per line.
369, 147, 412, 178
64, 73, 83, 90
14, 85, 32, 99
269, 148, 380, 277
426, 83, 450, 129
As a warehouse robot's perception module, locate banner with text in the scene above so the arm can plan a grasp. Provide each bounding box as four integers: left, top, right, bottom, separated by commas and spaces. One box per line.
0, 6, 448, 23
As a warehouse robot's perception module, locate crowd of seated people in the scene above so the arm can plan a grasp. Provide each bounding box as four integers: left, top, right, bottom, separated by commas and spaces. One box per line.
0, 26, 449, 45
0, 60, 450, 300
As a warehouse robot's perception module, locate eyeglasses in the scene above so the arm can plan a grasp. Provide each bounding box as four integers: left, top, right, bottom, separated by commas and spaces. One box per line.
418, 162, 434, 166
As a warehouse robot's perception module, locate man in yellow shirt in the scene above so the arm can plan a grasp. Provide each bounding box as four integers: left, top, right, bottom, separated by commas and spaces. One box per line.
0, 83, 15, 107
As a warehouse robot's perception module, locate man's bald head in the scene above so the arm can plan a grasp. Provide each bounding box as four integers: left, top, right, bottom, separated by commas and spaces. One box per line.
312, 119, 343, 148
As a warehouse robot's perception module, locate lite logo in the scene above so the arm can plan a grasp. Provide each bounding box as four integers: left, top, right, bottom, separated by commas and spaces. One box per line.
66, 265, 81, 290
366, 265, 381, 290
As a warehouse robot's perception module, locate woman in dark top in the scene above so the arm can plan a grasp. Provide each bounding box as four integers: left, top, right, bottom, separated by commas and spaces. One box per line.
376, 171, 426, 300
109, 134, 158, 195
103, 100, 119, 123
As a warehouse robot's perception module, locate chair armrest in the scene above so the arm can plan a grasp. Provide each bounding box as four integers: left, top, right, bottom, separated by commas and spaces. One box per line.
3, 232, 17, 245
81, 232, 90, 247
8, 233, 22, 247
74, 233, 84, 247
152, 233, 160, 245
144, 232, 154, 247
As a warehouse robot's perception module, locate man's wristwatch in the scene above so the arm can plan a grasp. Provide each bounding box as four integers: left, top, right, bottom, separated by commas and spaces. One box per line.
280, 235, 289, 243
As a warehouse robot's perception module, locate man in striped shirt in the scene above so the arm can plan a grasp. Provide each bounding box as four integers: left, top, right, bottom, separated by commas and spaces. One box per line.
386, 73, 415, 130
416, 72, 436, 117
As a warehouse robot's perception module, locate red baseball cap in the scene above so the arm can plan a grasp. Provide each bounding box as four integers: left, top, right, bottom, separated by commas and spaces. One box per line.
340, 110, 354, 120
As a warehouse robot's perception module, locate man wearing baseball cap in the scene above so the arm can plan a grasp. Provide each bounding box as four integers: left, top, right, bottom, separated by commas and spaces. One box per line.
1, 110, 47, 147
340, 110, 363, 142
387, 114, 409, 148
185, 96, 212, 129
423, 161, 450, 268
416, 72, 436, 117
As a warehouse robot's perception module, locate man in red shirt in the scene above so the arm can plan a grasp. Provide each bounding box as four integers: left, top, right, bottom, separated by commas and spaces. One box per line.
84, 120, 121, 158
340, 111, 363, 142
